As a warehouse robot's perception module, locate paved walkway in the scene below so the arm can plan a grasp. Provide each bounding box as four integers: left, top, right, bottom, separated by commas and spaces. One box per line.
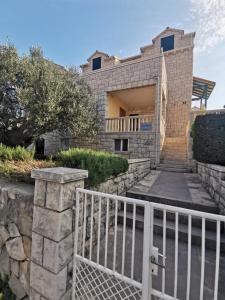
128, 171, 218, 212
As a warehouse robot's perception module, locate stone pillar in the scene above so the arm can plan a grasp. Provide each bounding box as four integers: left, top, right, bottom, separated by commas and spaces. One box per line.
30, 167, 88, 300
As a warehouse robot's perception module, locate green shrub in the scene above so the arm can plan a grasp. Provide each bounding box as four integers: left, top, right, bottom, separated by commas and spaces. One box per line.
192, 113, 225, 165
0, 144, 34, 161
56, 148, 129, 186
0, 275, 16, 300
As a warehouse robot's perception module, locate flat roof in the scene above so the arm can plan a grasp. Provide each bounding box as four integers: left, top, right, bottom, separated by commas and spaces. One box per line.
193, 76, 216, 101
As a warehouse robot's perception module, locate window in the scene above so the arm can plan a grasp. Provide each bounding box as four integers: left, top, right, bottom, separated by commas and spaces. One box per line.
92, 57, 101, 70
61, 138, 70, 150
114, 139, 128, 152
160, 35, 174, 52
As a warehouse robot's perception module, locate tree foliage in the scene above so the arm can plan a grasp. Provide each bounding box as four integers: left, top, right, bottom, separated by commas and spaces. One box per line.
0, 44, 99, 147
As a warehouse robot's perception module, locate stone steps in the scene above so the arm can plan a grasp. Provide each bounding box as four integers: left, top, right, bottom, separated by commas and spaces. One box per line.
161, 136, 188, 162
126, 191, 219, 214
156, 167, 189, 172
117, 211, 225, 251
160, 159, 188, 165
156, 160, 191, 173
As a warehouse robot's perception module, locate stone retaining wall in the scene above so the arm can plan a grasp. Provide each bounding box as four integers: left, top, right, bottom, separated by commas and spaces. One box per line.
0, 179, 34, 299
0, 159, 150, 299
95, 158, 151, 195
198, 162, 225, 214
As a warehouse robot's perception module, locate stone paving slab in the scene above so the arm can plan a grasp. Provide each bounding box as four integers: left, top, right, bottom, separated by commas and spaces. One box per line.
128, 171, 217, 210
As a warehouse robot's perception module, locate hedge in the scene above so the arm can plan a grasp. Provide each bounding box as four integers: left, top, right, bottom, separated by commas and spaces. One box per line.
0, 144, 34, 161
192, 113, 225, 165
56, 148, 129, 186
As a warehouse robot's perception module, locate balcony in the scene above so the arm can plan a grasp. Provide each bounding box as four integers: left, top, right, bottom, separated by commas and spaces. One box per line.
105, 114, 155, 133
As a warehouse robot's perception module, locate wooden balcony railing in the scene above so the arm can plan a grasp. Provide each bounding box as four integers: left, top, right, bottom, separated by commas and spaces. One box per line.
105, 114, 155, 133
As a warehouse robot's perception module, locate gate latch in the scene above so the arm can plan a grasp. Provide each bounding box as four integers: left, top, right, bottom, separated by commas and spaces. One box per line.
150, 247, 166, 276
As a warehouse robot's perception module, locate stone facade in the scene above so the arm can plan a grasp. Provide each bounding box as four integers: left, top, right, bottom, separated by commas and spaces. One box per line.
70, 133, 156, 160
198, 162, 225, 214
44, 27, 195, 165
0, 179, 34, 300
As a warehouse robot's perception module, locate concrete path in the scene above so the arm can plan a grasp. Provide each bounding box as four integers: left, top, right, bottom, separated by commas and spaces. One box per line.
128, 171, 218, 212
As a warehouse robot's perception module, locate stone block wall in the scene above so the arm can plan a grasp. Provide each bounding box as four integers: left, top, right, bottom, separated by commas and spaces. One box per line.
198, 162, 225, 214
95, 158, 151, 195
0, 158, 150, 299
71, 132, 156, 161
29, 163, 151, 299
0, 179, 34, 300
29, 168, 88, 300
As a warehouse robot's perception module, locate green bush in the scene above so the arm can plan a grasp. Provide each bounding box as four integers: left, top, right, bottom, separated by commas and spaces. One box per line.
0, 276, 16, 300
0, 144, 34, 161
192, 113, 225, 165
56, 148, 129, 186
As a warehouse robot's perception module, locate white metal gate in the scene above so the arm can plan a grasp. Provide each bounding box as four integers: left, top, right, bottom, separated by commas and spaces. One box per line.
72, 188, 225, 300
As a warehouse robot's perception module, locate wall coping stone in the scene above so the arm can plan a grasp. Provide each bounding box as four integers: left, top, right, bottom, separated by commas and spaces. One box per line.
31, 167, 88, 183
128, 158, 151, 164
198, 162, 225, 173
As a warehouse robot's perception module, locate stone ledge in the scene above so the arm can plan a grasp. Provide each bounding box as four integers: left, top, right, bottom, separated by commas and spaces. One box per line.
198, 162, 225, 173
128, 158, 151, 164
31, 167, 88, 183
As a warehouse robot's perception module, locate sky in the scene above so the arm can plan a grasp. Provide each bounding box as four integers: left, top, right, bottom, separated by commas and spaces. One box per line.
0, 0, 225, 109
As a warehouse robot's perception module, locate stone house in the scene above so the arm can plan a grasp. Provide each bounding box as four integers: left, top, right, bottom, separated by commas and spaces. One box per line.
45, 27, 215, 167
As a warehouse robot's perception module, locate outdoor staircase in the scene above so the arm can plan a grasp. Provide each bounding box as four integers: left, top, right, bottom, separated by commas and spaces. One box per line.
157, 160, 191, 173
158, 136, 190, 172
118, 191, 225, 252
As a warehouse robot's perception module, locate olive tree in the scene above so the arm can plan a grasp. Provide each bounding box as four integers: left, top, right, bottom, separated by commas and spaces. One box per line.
0, 44, 99, 147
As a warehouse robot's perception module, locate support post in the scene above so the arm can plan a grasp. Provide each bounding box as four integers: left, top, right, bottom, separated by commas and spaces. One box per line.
30, 167, 88, 300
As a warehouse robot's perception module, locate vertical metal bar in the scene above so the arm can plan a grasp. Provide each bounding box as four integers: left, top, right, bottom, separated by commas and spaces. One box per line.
72, 190, 80, 300
97, 196, 102, 264
162, 209, 166, 295
131, 204, 136, 279
186, 215, 192, 300
214, 220, 221, 300
174, 212, 178, 298
147, 203, 154, 300
142, 203, 151, 300
113, 199, 118, 272
122, 201, 127, 275
89, 194, 94, 260
104, 197, 109, 268
82, 193, 87, 257
200, 218, 205, 300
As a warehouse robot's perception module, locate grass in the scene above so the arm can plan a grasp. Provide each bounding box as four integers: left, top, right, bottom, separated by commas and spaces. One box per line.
0, 159, 57, 184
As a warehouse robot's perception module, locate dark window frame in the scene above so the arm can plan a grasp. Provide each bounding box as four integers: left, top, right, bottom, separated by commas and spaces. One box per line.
114, 139, 128, 152
92, 57, 102, 71
160, 35, 175, 52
